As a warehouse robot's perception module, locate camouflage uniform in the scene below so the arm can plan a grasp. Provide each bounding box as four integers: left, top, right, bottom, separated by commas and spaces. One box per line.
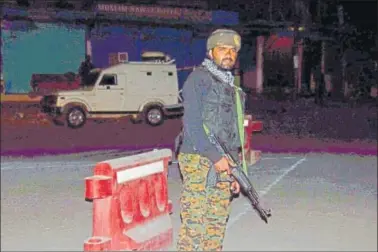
177, 153, 232, 251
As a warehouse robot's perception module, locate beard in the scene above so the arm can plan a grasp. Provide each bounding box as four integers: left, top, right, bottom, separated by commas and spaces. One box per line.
219, 58, 235, 70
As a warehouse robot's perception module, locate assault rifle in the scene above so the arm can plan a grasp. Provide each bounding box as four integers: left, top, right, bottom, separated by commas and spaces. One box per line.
208, 133, 272, 224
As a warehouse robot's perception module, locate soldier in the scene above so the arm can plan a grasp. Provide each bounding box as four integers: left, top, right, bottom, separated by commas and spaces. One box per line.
176, 29, 246, 251
78, 55, 95, 86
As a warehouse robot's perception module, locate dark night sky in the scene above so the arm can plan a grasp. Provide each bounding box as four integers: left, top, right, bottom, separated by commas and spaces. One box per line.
339, 1, 377, 52
340, 0, 377, 33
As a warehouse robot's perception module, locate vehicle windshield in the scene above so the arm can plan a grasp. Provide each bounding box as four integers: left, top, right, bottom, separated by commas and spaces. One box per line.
82, 71, 100, 87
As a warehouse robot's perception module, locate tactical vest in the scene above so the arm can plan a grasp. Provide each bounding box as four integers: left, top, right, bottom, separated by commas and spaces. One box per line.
198, 67, 246, 152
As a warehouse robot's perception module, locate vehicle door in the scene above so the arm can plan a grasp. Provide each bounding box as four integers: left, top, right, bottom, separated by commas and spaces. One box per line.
93, 73, 125, 112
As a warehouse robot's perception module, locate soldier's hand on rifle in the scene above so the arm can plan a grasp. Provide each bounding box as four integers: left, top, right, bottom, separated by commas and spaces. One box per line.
214, 156, 231, 175
230, 181, 240, 194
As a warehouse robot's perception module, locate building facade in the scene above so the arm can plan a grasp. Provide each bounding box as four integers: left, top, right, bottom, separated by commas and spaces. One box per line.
1, 1, 239, 93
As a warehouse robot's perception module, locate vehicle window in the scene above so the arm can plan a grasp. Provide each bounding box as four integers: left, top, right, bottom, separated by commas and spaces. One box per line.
100, 74, 117, 85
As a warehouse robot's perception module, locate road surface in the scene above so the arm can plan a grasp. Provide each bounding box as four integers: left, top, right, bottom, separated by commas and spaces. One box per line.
1, 150, 376, 251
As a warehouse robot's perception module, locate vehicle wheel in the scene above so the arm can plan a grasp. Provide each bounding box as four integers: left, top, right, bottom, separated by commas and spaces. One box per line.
66, 106, 86, 129
144, 106, 164, 126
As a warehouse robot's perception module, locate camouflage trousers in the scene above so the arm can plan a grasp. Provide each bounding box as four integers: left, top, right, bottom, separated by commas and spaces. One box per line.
177, 153, 232, 251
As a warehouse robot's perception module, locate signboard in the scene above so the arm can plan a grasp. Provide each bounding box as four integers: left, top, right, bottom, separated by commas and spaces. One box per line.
96, 3, 212, 23
1, 3, 240, 26
158, 0, 208, 9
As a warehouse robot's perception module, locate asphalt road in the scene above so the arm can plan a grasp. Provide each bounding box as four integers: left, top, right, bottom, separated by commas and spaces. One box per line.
1, 98, 377, 157
1, 150, 377, 251
1, 99, 377, 251
1, 117, 180, 155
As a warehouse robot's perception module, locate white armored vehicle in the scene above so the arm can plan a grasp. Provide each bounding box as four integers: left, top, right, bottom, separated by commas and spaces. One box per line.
40, 52, 183, 128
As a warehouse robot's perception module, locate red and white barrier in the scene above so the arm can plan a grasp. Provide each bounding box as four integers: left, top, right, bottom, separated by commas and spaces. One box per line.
244, 115, 263, 165
83, 149, 173, 251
